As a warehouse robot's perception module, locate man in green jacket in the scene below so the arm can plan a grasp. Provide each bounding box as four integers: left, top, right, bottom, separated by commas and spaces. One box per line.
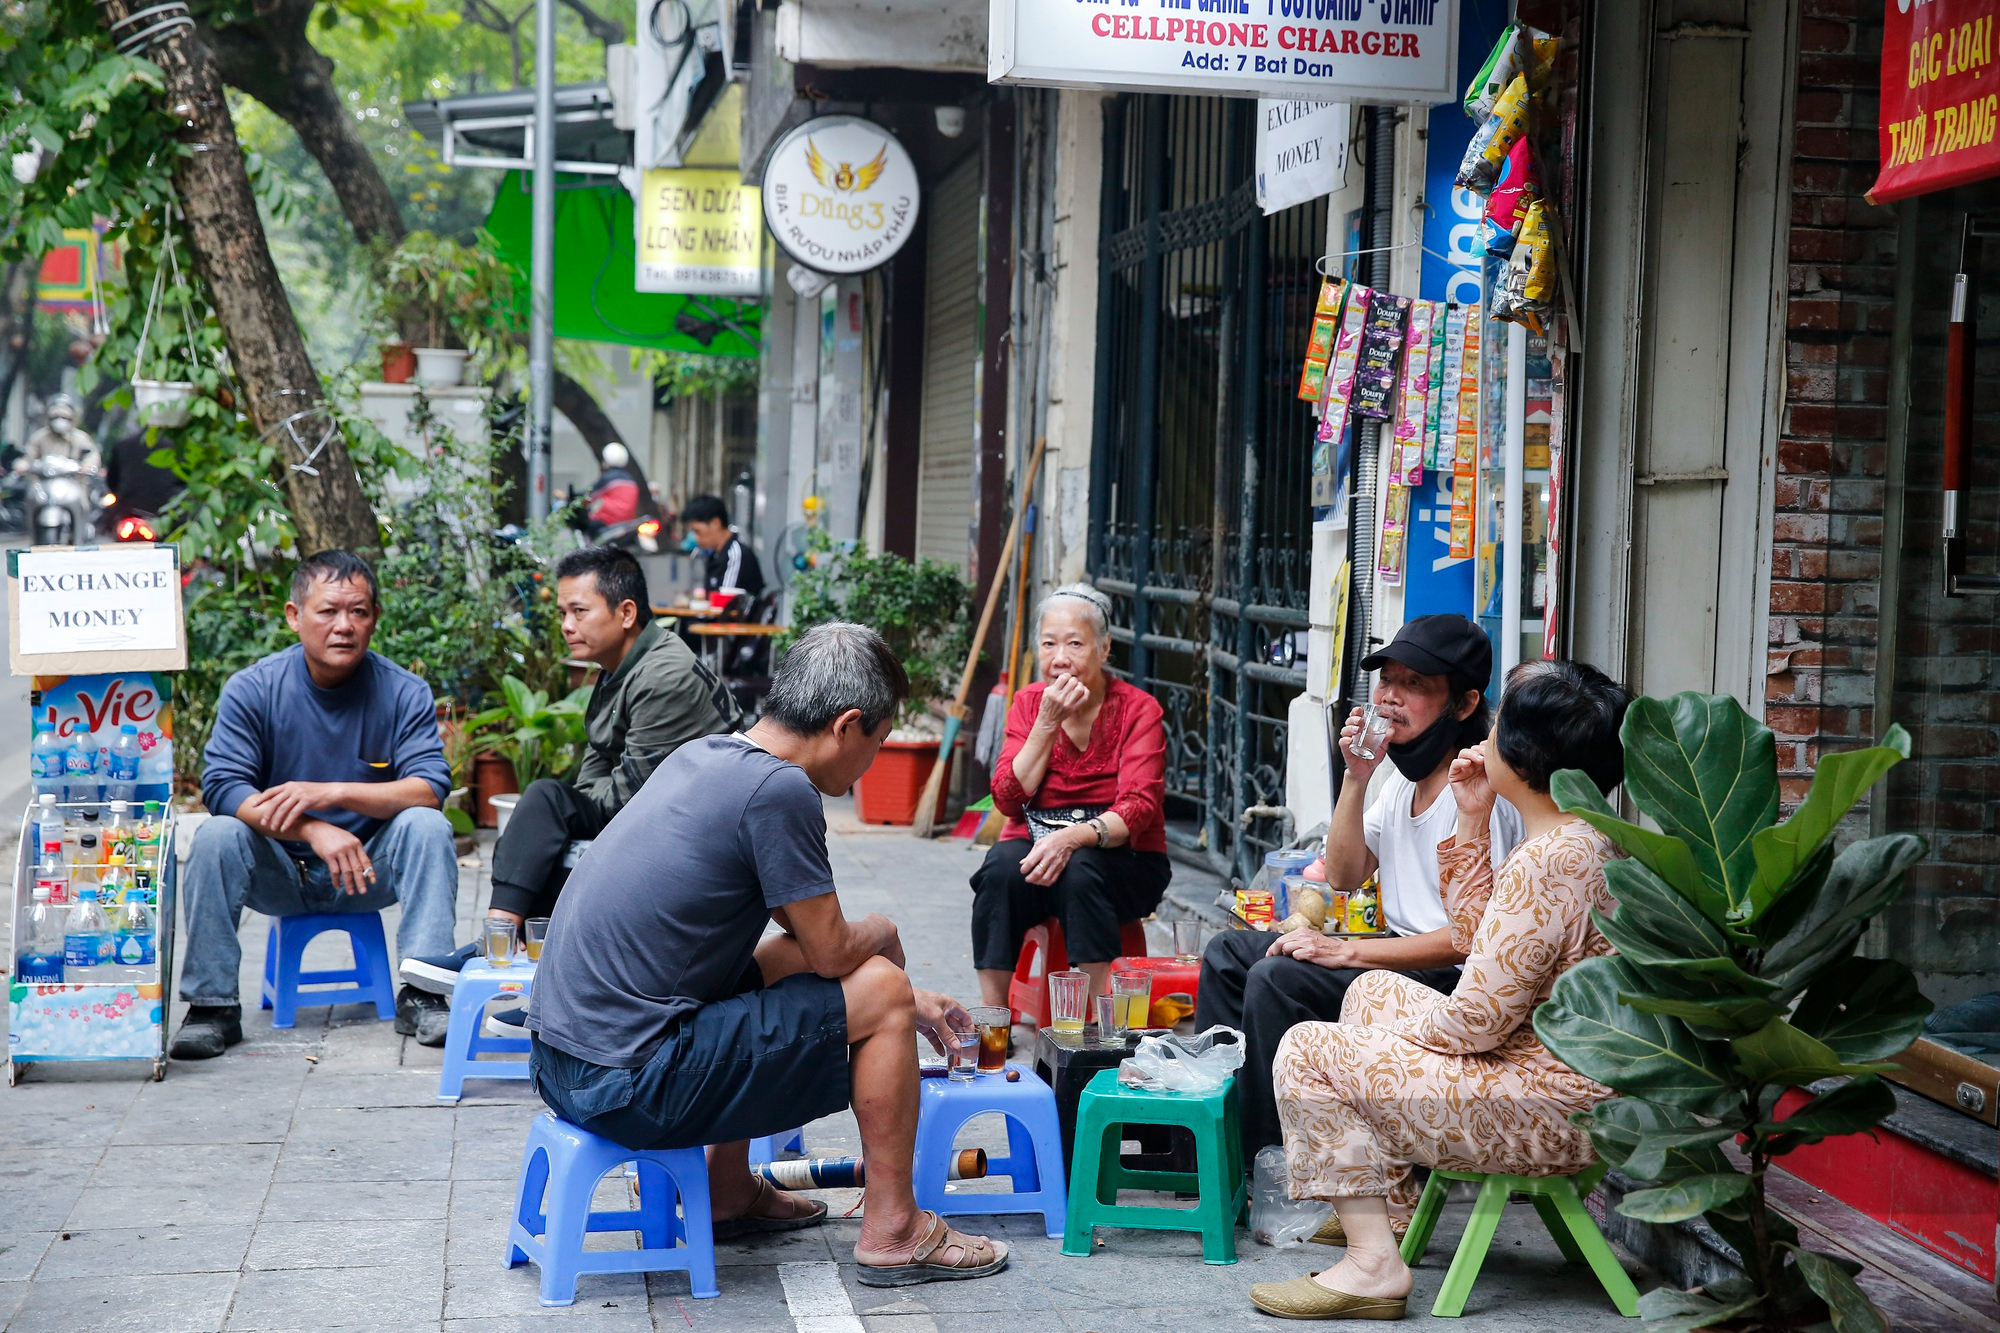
399, 545, 737, 1021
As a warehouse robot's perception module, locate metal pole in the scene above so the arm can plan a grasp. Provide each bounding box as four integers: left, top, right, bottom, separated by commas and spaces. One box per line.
1501, 319, 1526, 675
526, 0, 556, 521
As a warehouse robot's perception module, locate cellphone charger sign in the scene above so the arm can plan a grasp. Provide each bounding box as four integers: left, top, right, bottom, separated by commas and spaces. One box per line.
990, 0, 1457, 104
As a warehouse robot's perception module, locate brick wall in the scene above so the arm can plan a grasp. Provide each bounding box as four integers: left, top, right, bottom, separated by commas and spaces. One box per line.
1766, 0, 1895, 807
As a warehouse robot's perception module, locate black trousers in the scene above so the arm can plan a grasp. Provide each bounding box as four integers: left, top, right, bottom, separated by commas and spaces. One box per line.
969, 839, 1172, 971
488, 778, 614, 919
1195, 928, 1460, 1160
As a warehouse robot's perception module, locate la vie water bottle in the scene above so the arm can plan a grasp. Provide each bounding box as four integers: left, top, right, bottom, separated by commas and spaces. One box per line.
17, 883, 65, 982
62, 886, 112, 982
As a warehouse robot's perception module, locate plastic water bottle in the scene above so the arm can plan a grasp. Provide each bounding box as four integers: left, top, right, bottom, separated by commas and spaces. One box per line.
31, 722, 65, 801
106, 725, 141, 805
64, 728, 99, 808
111, 884, 154, 982
16, 884, 64, 983
62, 886, 111, 981
34, 839, 69, 905
33, 792, 64, 853
137, 734, 172, 800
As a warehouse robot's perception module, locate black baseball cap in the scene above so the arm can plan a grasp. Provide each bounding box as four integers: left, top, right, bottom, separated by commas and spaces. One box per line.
1360, 615, 1491, 694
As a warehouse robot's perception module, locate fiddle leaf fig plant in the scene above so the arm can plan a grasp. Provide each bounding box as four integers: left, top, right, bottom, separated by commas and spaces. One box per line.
1534, 693, 1930, 1333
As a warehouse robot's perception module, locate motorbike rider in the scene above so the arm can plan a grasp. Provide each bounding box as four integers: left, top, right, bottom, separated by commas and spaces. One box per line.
20, 394, 102, 473
584, 442, 641, 539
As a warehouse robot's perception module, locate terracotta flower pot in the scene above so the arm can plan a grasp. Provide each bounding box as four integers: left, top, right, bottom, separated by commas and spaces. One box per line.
473, 751, 518, 828
381, 342, 417, 384
853, 738, 948, 826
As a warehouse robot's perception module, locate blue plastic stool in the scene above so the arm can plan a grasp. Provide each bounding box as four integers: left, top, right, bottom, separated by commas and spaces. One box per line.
507, 1112, 719, 1306
749, 1128, 804, 1165
912, 1062, 1068, 1238
438, 957, 535, 1102
259, 912, 397, 1029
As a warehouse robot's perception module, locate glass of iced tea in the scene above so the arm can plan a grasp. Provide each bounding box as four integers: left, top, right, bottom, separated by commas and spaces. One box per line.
970, 1005, 1010, 1072
523, 917, 549, 961
482, 917, 517, 967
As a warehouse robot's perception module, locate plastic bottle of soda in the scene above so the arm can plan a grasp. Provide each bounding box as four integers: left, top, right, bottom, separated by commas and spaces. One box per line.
103, 800, 135, 865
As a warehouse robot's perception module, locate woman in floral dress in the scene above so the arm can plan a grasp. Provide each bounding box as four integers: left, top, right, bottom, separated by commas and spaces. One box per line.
1249, 659, 1632, 1321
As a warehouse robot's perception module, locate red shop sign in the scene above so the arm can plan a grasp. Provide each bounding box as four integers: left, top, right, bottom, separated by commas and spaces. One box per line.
1868, 1, 2000, 204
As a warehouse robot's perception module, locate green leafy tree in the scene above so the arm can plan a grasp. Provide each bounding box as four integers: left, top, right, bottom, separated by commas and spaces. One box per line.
781, 535, 971, 730
1534, 694, 1929, 1333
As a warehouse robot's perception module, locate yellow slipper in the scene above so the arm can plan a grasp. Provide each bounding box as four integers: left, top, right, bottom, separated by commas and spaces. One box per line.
1249, 1273, 1407, 1320
1308, 1216, 1410, 1247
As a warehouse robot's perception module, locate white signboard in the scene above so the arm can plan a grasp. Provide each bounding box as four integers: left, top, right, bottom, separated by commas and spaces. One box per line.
762, 116, 922, 274
1256, 98, 1349, 213
989, 0, 1457, 104
17, 547, 181, 657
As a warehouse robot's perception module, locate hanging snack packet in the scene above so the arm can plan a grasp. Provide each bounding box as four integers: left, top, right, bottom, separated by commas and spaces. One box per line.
1464, 23, 1558, 121
1455, 75, 1530, 195
1432, 304, 1468, 472
1296, 278, 1346, 400
1449, 307, 1482, 560
1391, 301, 1436, 485
1351, 293, 1411, 421
1493, 199, 1555, 329
1378, 484, 1411, 588
1480, 138, 1540, 257
1312, 285, 1371, 504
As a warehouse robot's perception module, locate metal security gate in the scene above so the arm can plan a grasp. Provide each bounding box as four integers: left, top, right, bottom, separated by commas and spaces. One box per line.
1088, 94, 1324, 879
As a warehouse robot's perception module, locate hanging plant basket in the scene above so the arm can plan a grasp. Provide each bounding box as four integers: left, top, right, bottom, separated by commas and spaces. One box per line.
131, 379, 197, 428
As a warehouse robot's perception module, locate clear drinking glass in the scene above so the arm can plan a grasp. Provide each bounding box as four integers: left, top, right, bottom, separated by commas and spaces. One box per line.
523, 917, 550, 962
1172, 919, 1202, 962
482, 917, 517, 967
1048, 969, 1089, 1033
970, 1005, 1011, 1071
949, 1029, 979, 1080
1112, 970, 1151, 1031
1096, 993, 1121, 1037
1351, 702, 1395, 760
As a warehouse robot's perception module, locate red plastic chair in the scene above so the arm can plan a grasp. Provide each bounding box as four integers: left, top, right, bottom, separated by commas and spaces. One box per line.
1008, 916, 1150, 1027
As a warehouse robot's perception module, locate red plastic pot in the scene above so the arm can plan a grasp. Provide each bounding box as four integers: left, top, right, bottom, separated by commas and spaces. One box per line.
381, 342, 417, 384
853, 739, 947, 825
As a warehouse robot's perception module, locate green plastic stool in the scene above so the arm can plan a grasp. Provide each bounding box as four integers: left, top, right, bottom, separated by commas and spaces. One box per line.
1398, 1162, 1640, 1318
1060, 1068, 1248, 1265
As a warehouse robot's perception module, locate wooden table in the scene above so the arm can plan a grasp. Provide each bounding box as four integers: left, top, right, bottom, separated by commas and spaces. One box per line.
687, 620, 784, 673
652, 603, 726, 620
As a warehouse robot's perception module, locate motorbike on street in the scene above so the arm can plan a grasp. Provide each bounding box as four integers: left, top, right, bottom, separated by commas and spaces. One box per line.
24, 456, 104, 546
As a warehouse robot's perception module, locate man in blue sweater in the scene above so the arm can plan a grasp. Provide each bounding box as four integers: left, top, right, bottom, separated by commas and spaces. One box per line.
171, 550, 460, 1060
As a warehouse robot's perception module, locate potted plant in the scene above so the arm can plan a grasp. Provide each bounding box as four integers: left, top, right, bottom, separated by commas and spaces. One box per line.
466, 674, 591, 824
377, 230, 520, 388
1535, 693, 1928, 1333
781, 537, 971, 825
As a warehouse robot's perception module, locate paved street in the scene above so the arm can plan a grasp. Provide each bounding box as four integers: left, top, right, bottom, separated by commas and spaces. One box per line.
0, 804, 1656, 1332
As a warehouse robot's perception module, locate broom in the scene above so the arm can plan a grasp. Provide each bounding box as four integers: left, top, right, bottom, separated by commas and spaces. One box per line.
911, 435, 1049, 838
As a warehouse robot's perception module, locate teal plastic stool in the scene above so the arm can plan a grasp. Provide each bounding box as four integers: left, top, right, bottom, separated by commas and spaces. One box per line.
1399, 1162, 1640, 1318
1060, 1068, 1246, 1265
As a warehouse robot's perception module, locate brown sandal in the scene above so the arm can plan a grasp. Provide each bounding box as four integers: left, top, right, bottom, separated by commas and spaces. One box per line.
854, 1210, 1010, 1287
713, 1176, 828, 1239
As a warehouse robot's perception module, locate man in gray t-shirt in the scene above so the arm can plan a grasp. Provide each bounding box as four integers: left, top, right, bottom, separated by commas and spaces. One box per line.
527, 624, 1009, 1289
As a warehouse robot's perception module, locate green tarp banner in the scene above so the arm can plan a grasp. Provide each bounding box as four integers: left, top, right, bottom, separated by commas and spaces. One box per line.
483, 171, 761, 358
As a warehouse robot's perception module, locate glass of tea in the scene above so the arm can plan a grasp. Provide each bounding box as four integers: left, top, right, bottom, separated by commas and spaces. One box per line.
969, 1005, 1011, 1072
523, 917, 550, 962
482, 916, 517, 967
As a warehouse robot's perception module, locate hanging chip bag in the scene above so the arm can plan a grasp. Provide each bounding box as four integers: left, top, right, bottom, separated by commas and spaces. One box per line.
1492, 199, 1554, 328
1455, 74, 1530, 195
1464, 23, 1558, 121
1480, 138, 1540, 257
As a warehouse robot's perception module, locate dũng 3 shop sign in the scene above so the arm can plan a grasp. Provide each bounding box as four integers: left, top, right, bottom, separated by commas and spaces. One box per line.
990, 0, 1457, 104
762, 116, 921, 275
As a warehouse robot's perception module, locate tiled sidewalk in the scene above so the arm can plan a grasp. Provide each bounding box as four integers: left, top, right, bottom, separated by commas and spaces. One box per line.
0, 806, 1653, 1331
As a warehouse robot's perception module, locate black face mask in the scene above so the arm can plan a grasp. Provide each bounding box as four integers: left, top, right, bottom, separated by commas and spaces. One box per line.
1386, 708, 1460, 782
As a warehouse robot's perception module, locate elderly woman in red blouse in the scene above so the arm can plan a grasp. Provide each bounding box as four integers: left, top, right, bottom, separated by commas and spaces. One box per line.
972, 584, 1172, 1004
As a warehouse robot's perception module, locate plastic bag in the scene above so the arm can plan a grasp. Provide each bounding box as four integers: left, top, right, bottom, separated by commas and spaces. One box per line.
1117, 1025, 1245, 1093
1249, 1145, 1333, 1248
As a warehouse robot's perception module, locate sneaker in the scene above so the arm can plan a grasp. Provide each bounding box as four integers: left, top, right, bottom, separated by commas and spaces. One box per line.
400, 942, 479, 996
169, 1004, 243, 1060
394, 985, 452, 1047
483, 1007, 529, 1040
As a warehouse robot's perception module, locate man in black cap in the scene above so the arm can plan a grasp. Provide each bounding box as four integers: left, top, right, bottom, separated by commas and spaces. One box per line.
1196, 614, 1524, 1175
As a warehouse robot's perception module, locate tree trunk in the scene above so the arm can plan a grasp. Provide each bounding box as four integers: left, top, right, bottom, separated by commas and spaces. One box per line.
98, 2, 377, 555
0, 262, 33, 433
201, 0, 407, 249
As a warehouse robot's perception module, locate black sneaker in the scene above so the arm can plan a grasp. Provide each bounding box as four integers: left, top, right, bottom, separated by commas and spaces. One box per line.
400, 942, 479, 996
169, 1005, 243, 1060
394, 985, 452, 1047
482, 1007, 529, 1040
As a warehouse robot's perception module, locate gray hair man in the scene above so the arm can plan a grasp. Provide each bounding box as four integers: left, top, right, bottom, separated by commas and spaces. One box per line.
526, 622, 1010, 1285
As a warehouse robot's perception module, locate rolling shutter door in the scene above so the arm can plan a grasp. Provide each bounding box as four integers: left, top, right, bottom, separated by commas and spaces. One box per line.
914, 154, 981, 572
